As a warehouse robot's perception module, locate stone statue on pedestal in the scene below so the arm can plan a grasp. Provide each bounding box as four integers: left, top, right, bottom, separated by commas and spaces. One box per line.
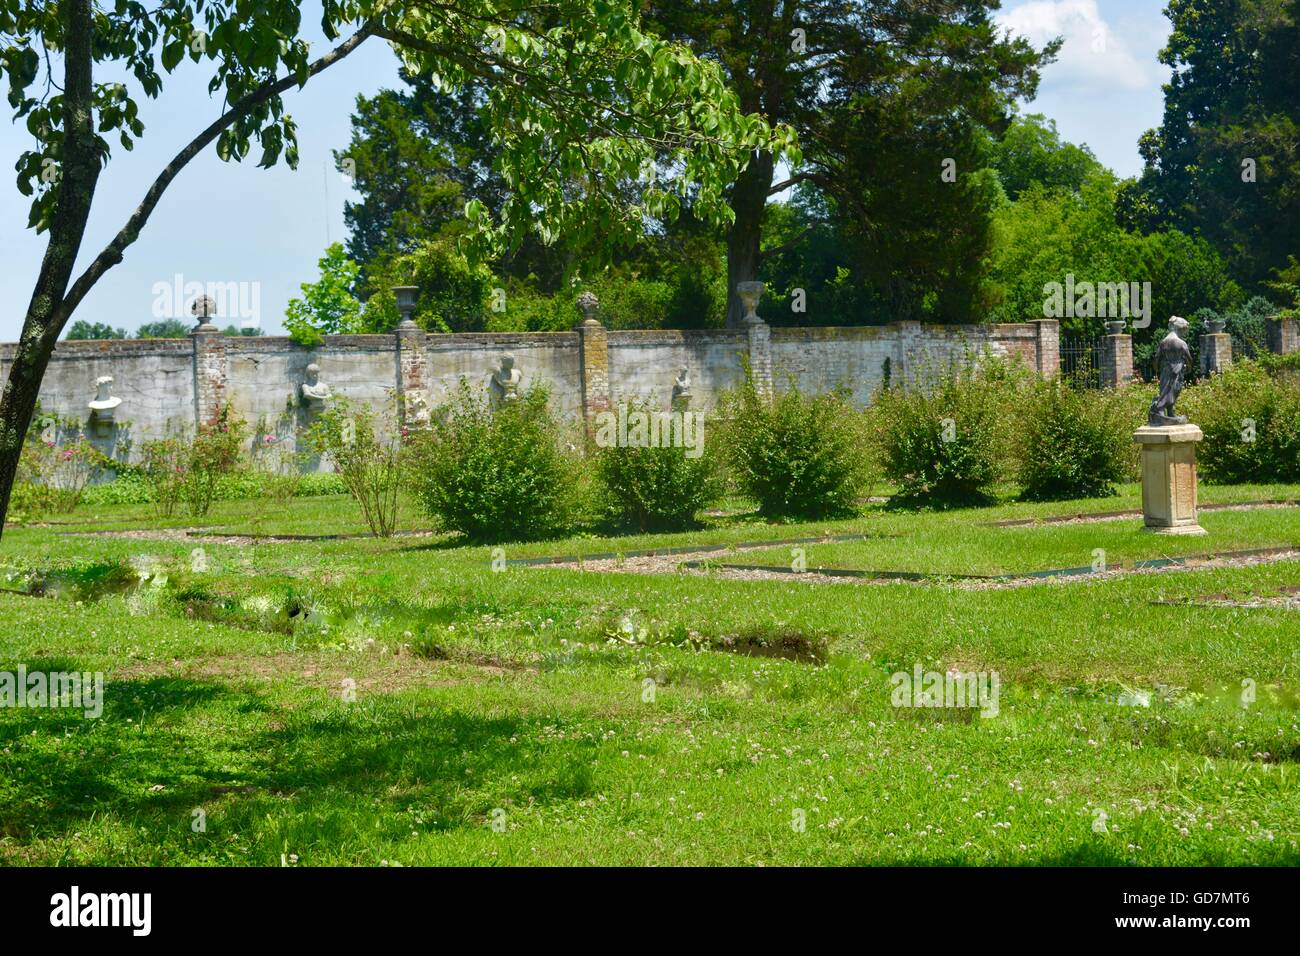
1148, 316, 1192, 426
491, 353, 521, 406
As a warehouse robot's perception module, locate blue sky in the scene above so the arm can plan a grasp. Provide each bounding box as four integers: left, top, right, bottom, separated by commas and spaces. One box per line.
0, 0, 1173, 341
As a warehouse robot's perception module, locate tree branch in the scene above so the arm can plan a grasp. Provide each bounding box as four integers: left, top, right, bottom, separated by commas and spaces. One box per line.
758, 219, 828, 261
56, 23, 376, 324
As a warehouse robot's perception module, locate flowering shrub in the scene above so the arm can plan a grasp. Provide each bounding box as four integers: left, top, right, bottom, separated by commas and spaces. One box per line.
12, 423, 99, 518
138, 405, 248, 519
251, 427, 305, 505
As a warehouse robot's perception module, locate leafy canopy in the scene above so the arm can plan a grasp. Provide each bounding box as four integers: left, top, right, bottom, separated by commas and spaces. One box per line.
3, 0, 796, 250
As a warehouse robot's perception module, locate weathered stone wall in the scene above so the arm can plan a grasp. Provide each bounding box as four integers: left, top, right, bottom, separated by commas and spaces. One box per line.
606, 329, 748, 410
769, 321, 1050, 403
0, 338, 196, 460
2, 320, 1055, 467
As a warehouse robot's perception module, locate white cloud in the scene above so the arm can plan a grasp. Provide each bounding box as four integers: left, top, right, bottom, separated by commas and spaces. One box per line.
996, 0, 1163, 92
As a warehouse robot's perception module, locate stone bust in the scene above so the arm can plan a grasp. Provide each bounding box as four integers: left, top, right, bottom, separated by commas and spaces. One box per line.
671, 365, 691, 410
1148, 316, 1193, 426
301, 363, 331, 405
491, 353, 521, 405
88, 375, 121, 412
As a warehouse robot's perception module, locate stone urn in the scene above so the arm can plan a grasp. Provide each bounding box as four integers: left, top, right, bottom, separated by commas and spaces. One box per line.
736, 281, 765, 323
1205, 317, 1227, 334
1105, 319, 1126, 335
575, 290, 601, 327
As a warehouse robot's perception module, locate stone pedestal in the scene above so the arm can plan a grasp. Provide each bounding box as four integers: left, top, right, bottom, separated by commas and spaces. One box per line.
1133, 424, 1206, 535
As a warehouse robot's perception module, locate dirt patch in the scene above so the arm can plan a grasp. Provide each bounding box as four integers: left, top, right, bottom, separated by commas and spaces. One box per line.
1153, 584, 1300, 610
710, 627, 828, 664
63, 527, 438, 545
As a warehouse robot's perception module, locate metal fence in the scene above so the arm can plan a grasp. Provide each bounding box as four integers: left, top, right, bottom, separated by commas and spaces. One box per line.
1060, 336, 1104, 389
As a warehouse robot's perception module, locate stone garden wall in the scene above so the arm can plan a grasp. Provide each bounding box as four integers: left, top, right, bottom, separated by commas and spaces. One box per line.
2, 317, 1065, 466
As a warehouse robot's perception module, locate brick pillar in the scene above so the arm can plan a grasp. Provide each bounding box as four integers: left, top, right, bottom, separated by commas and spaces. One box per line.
191, 326, 228, 425
574, 292, 610, 435
737, 281, 773, 397
1266, 314, 1299, 355
1100, 331, 1133, 387
1032, 319, 1060, 378
746, 319, 774, 398
1200, 331, 1232, 377
395, 325, 428, 427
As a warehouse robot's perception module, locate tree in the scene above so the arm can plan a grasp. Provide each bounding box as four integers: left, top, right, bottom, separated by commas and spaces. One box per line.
1119, 0, 1300, 289
135, 319, 192, 339
284, 242, 365, 345
645, 0, 1054, 325
986, 173, 1234, 359
0, 0, 788, 536
988, 113, 1103, 201
65, 320, 126, 340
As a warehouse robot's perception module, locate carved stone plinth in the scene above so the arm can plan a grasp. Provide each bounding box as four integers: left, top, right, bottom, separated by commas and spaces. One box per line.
1133, 424, 1206, 535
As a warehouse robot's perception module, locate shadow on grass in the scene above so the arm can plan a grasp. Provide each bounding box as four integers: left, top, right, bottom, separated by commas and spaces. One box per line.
0, 672, 598, 855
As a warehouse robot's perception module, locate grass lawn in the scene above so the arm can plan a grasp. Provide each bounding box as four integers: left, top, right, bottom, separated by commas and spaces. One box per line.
1, 482, 1298, 866
719, 501, 1300, 577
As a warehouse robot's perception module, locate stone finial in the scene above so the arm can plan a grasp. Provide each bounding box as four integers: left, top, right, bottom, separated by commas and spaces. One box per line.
576, 291, 601, 326
736, 281, 765, 324
191, 294, 218, 331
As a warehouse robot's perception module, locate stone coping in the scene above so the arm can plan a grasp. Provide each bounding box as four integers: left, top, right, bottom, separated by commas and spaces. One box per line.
1133, 424, 1204, 443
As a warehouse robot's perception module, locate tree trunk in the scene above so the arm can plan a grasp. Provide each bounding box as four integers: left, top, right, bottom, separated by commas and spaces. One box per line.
725, 150, 775, 327
0, 0, 99, 542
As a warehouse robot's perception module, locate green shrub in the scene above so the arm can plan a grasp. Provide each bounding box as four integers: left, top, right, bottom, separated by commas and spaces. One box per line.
594, 401, 721, 531
305, 400, 403, 537
81, 472, 153, 506
1016, 379, 1136, 501
408, 382, 585, 542
80, 470, 348, 507
182, 406, 248, 517
138, 436, 188, 518
1184, 361, 1300, 484
719, 375, 868, 520
869, 359, 1020, 508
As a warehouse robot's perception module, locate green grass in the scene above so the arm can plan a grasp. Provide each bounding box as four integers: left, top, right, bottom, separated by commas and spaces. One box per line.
726, 504, 1300, 577
1, 483, 1298, 865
